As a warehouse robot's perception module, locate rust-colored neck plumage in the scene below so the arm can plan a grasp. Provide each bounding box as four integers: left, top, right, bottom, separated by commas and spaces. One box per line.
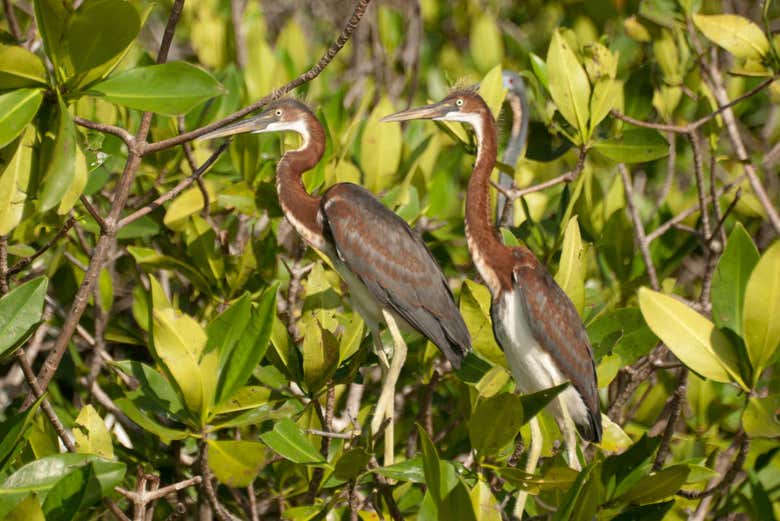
276, 112, 327, 249
464, 104, 514, 294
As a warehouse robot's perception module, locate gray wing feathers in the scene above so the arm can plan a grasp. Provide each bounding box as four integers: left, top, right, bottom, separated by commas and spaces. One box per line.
321, 183, 471, 368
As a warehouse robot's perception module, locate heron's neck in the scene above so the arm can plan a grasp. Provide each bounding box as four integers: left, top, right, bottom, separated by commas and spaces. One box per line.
464, 109, 513, 294
276, 117, 327, 250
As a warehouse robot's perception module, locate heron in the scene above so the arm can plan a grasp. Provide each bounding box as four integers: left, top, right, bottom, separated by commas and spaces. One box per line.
496, 71, 530, 227
382, 90, 601, 488
199, 99, 471, 465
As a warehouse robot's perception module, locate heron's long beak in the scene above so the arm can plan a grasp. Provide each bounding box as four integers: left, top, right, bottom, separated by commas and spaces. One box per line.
197, 112, 277, 140
380, 100, 455, 122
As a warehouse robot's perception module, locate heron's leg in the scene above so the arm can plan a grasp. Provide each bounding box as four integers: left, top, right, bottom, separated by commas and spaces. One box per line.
513, 415, 542, 518
369, 310, 407, 466
371, 327, 390, 370
559, 397, 581, 471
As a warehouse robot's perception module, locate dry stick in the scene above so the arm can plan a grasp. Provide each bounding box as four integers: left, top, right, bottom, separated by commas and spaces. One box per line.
0, 236, 9, 294
2, 0, 22, 41
115, 476, 203, 516
619, 164, 659, 290
23, 0, 186, 410
652, 370, 688, 471
687, 130, 712, 239
142, 0, 373, 154
178, 115, 214, 222
307, 385, 336, 502
247, 482, 259, 521
368, 458, 404, 521
8, 215, 77, 276
655, 132, 676, 212
118, 142, 227, 228
80, 194, 108, 232
709, 149, 726, 246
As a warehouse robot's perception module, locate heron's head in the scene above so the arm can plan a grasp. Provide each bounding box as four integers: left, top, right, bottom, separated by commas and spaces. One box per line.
381, 89, 490, 137
198, 99, 314, 141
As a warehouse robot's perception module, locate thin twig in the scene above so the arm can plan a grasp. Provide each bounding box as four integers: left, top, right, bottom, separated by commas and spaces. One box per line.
619, 164, 659, 290
142, 0, 373, 154
2, 0, 22, 41
230, 0, 247, 68
492, 146, 587, 201
80, 195, 107, 232
116, 475, 203, 508
73, 117, 138, 151
0, 236, 9, 294
688, 130, 711, 239
652, 370, 687, 471
8, 215, 77, 276
677, 431, 749, 500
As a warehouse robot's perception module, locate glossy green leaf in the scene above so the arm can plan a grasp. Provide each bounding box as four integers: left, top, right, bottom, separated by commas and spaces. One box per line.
73, 405, 113, 459
693, 14, 770, 59
440, 478, 478, 521
418, 424, 458, 505
552, 461, 599, 521
0, 88, 43, 149
622, 465, 690, 504
42, 463, 102, 521
372, 456, 425, 483
361, 96, 402, 192
711, 223, 759, 336
151, 307, 217, 421
33, 0, 68, 74
593, 129, 669, 163
469, 480, 502, 521
469, 392, 523, 458
163, 185, 209, 231
529, 52, 548, 91
518, 382, 568, 423
743, 394, 780, 438
38, 103, 76, 212
547, 29, 590, 141
3, 494, 45, 521
88, 62, 224, 116
113, 398, 189, 443
259, 418, 324, 464
0, 277, 47, 360
742, 241, 780, 377
479, 64, 507, 119
212, 286, 277, 404
207, 439, 265, 487
0, 454, 124, 518
555, 216, 585, 315
212, 386, 271, 415
111, 360, 186, 417
0, 45, 48, 89
589, 78, 621, 134
65, 0, 140, 75
56, 141, 87, 214
128, 246, 213, 295
338, 314, 365, 364
638, 288, 746, 389
0, 128, 35, 235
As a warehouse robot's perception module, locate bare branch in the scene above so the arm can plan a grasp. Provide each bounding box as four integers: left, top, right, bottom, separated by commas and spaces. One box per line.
491, 146, 587, 201
142, 0, 373, 154
80, 195, 107, 232
0, 236, 9, 295
2, 0, 22, 41
74, 117, 138, 151
652, 370, 688, 471
619, 164, 659, 290
200, 443, 243, 521
8, 215, 77, 276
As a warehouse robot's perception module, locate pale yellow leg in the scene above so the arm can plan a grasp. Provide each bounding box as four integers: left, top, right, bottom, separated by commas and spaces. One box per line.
513, 415, 542, 518
369, 311, 407, 466
559, 397, 581, 471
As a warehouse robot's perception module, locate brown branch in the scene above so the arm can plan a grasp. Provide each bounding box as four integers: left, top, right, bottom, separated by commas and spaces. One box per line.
655, 132, 676, 211
24, 0, 186, 409
677, 431, 749, 500
80, 195, 107, 232
688, 130, 712, 239
0, 236, 9, 295
142, 0, 373, 154
307, 385, 335, 502
118, 142, 227, 228
74, 117, 138, 151
230, 0, 247, 68
491, 146, 587, 201
619, 164, 659, 290
652, 370, 687, 471
8, 215, 77, 276
2, 0, 22, 41
368, 458, 403, 521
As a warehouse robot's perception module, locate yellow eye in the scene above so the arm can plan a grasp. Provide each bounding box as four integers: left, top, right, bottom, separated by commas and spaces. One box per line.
456, 99, 464, 107
275, 109, 282, 116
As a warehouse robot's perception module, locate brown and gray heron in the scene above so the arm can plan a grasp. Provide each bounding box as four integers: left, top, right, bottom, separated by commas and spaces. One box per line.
200, 99, 471, 464
382, 91, 601, 485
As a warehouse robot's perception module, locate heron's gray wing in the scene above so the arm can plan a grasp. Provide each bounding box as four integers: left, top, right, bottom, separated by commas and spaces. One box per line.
321, 183, 471, 368
512, 261, 602, 442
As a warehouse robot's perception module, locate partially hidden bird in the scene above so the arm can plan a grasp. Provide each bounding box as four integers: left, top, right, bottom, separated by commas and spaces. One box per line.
382, 90, 601, 482
496, 71, 530, 227
199, 99, 471, 465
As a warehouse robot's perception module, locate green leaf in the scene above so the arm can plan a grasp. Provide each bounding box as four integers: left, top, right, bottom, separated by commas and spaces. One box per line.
612, 501, 674, 521
440, 479, 478, 521
333, 448, 371, 481
114, 398, 190, 443
469, 480, 502, 521
553, 461, 599, 521
469, 393, 523, 458
589, 78, 621, 134
518, 383, 568, 423
164, 185, 209, 231
529, 52, 548, 91
479, 65, 507, 119
638, 288, 746, 389
301, 314, 339, 393
0, 88, 43, 149
3, 494, 45, 521
259, 418, 324, 464
73, 405, 113, 459
547, 29, 590, 141
459, 280, 505, 366
111, 360, 186, 418
361, 96, 402, 192
742, 241, 780, 377
743, 394, 780, 438
213, 286, 277, 404
338, 314, 365, 364
555, 216, 585, 315
470, 14, 504, 74
151, 307, 217, 422
128, 246, 213, 295
372, 456, 425, 483
42, 463, 102, 521
0, 45, 48, 89
0, 277, 47, 360
622, 464, 690, 504
88, 62, 224, 116
711, 223, 759, 336
212, 386, 271, 415
33, 0, 68, 74
56, 141, 87, 215
38, 102, 76, 212
207, 439, 266, 487
65, 0, 140, 75
593, 129, 669, 163
0, 397, 43, 471
693, 14, 770, 60
0, 127, 35, 235
0, 454, 124, 518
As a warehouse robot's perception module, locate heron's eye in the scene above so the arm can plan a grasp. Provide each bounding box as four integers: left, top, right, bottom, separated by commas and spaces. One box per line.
275, 109, 282, 117
456, 99, 464, 107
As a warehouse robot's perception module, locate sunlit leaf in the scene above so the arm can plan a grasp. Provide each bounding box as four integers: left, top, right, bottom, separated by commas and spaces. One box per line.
459, 280, 505, 366
207, 439, 265, 487
711, 223, 759, 336
555, 216, 585, 315
0, 128, 35, 235
742, 394, 780, 438
0, 45, 48, 89
361, 96, 402, 192
0, 88, 43, 149
593, 129, 669, 163
742, 241, 780, 378
469, 393, 523, 458
259, 418, 323, 464
301, 314, 339, 393
547, 29, 590, 141
73, 405, 113, 460
693, 14, 770, 59
470, 14, 504, 74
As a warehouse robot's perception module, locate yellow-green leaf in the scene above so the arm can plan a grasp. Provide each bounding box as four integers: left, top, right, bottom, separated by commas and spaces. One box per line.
693, 14, 770, 60
0, 45, 48, 89
460, 280, 505, 367
73, 404, 113, 459
0, 127, 34, 235
163, 182, 215, 231
207, 439, 266, 487
598, 414, 632, 452
57, 143, 87, 214
479, 64, 507, 119
470, 480, 502, 521
638, 288, 746, 390
0, 88, 43, 149
742, 241, 780, 377
38, 102, 76, 212
470, 14, 504, 74
547, 29, 590, 142
742, 394, 780, 438
589, 78, 621, 134
361, 96, 402, 192
554, 216, 585, 315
